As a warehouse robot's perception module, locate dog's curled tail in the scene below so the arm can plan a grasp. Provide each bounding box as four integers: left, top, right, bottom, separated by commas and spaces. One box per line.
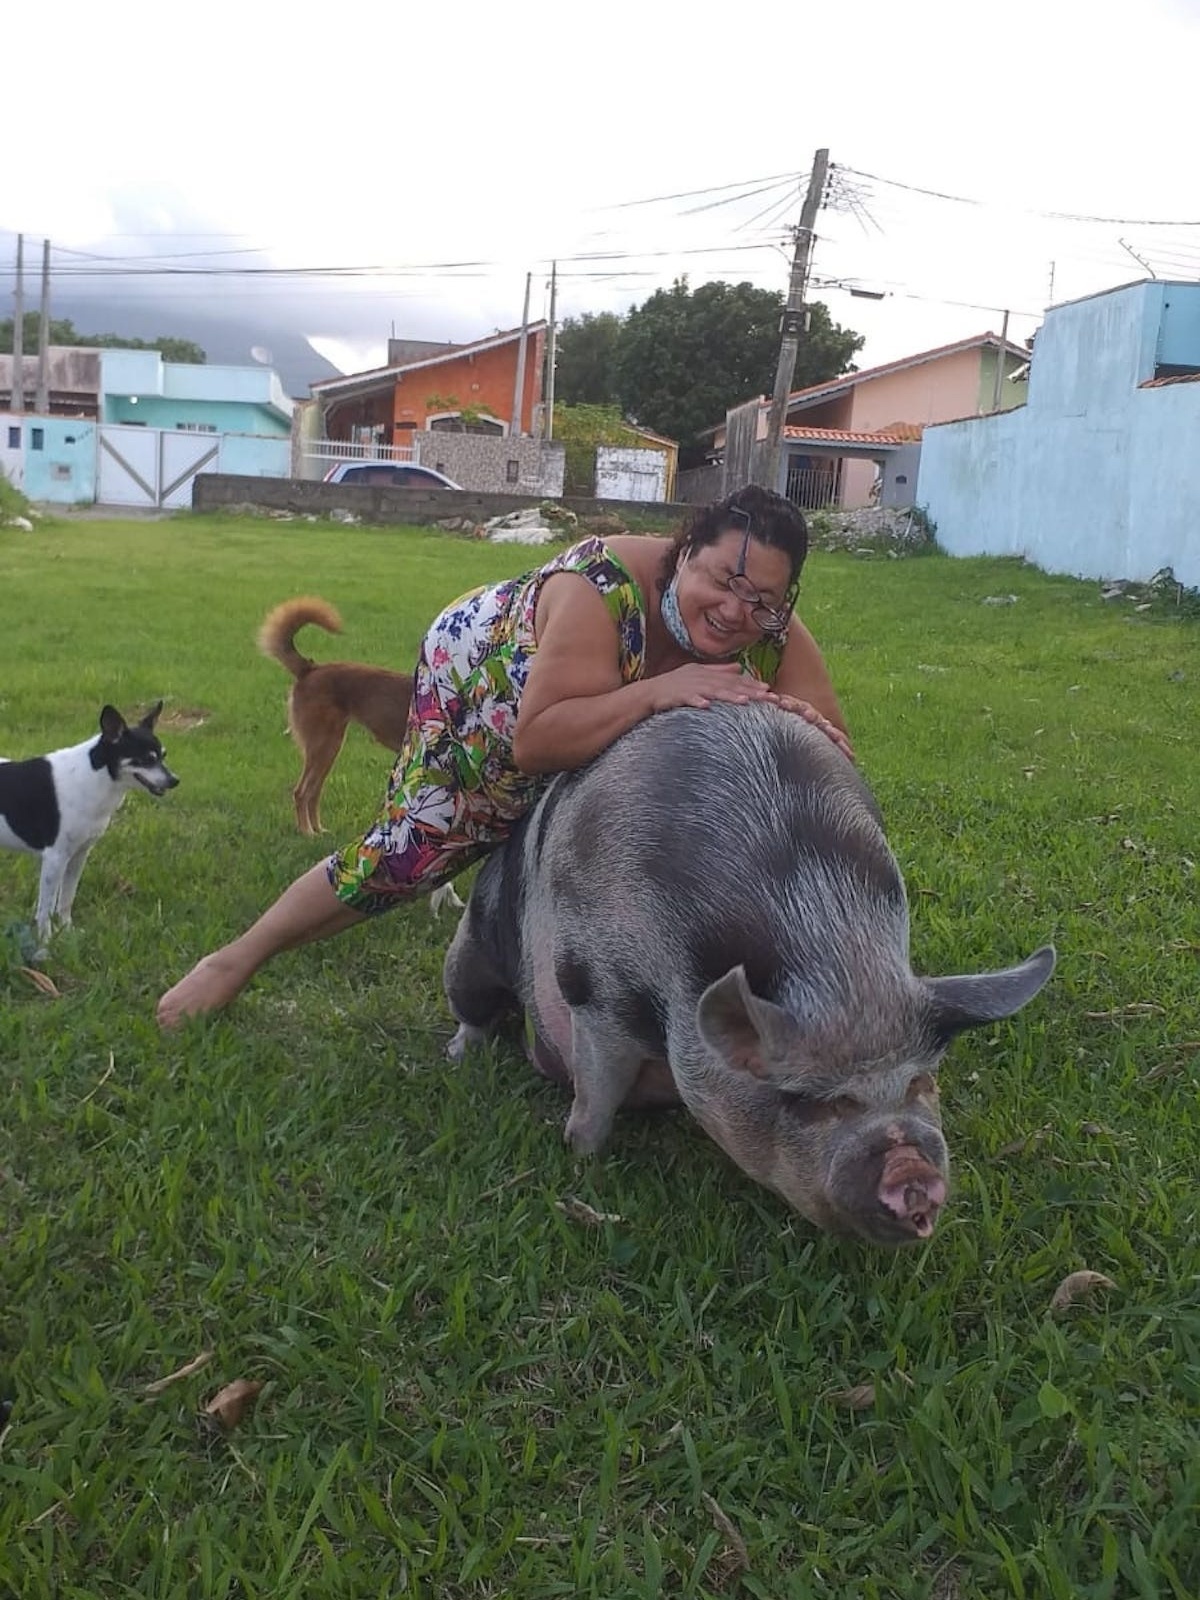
258, 597, 344, 679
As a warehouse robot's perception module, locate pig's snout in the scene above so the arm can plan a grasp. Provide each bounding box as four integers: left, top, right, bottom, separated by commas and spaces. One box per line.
878, 1144, 947, 1239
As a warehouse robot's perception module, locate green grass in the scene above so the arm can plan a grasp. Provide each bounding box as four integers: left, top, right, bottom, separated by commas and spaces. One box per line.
0, 514, 1196, 1599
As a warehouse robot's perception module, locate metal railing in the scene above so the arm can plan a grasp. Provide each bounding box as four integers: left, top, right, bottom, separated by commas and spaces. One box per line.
304, 439, 415, 463
785, 461, 841, 510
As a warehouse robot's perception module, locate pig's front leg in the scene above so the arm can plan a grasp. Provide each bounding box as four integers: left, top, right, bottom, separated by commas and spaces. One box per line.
564, 1013, 644, 1155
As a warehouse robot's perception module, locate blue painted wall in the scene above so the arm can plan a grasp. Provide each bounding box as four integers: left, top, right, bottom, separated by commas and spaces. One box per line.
104, 396, 290, 436
219, 434, 291, 477
21, 417, 97, 504
917, 280, 1200, 588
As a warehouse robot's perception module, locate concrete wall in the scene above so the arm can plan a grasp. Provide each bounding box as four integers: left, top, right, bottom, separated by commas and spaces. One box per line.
219, 434, 292, 478
1, 413, 24, 488
19, 416, 97, 503
193, 472, 688, 527
917, 280, 1200, 587
104, 396, 290, 435
412, 432, 564, 496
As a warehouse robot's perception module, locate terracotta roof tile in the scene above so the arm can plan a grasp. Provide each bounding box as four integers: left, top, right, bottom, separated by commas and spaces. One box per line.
783, 425, 909, 445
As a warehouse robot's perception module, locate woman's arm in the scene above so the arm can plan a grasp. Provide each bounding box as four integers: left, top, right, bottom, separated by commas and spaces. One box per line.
770, 619, 849, 732
512, 575, 774, 775
765, 619, 855, 761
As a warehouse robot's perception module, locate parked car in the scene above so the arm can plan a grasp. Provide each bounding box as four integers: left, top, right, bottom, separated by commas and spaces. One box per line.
321, 461, 462, 490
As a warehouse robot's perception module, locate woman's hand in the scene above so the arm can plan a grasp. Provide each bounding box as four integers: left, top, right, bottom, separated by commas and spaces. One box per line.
649, 662, 778, 713
766, 692, 856, 763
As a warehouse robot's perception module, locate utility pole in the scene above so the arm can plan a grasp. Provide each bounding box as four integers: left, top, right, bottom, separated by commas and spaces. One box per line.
511, 270, 532, 438
760, 147, 829, 492
543, 260, 558, 442
11, 234, 24, 415
35, 238, 50, 415
990, 308, 1010, 413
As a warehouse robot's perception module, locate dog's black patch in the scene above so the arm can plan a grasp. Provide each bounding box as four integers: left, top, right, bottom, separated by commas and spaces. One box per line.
0, 756, 61, 851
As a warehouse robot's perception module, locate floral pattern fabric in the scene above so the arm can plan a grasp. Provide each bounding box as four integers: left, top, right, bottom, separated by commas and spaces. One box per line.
327, 535, 786, 915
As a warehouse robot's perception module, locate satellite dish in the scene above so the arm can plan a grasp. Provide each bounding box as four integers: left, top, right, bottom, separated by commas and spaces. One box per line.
250, 345, 273, 365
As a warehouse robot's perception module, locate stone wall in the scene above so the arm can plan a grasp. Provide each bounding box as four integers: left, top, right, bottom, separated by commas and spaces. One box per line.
192, 473, 689, 527
412, 434, 565, 497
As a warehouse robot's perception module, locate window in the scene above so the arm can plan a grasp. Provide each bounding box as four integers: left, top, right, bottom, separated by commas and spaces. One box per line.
31, 427, 44, 451
505, 459, 520, 484
6, 426, 18, 449
176, 421, 218, 434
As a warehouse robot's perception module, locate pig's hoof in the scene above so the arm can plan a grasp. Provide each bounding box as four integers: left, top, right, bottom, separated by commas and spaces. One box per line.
447, 1021, 487, 1061
564, 1111, 608, 1157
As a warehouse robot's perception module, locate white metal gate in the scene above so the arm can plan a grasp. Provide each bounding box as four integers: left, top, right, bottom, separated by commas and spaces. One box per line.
595, 446, 667, 502
98, 425, 220, 508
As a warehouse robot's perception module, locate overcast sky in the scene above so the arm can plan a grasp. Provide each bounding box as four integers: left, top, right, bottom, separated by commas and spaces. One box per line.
5, 0, 1199, 383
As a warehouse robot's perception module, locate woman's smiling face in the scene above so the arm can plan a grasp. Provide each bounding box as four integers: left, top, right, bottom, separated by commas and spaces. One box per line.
672, 528, 794, 656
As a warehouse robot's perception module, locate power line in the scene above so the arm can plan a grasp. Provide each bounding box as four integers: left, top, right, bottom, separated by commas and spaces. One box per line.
591, 170, 802, 210
837, 163, 1200, 227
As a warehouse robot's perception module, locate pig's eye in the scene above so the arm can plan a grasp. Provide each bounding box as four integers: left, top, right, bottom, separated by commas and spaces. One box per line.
906, 1075, 939, 1103
832, 1094, 865, 1117
780, 1092, 839, 1125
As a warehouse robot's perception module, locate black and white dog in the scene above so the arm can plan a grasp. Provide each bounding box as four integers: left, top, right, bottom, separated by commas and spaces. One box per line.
0, 703, 179, 941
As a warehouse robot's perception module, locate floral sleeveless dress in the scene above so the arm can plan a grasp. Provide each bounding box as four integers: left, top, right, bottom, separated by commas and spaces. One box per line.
327, 536, 785, 915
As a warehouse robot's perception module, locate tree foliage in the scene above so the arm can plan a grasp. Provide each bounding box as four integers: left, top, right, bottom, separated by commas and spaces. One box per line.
554, 312, 623, 407
553, 279, 863, 457
0, 315, 206, 364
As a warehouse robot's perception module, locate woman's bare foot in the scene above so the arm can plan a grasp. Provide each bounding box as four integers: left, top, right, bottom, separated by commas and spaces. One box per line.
157, 950, 252, 1029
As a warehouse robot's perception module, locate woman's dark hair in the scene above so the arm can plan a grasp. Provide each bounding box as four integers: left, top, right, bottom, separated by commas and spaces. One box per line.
657, 483, 809, 596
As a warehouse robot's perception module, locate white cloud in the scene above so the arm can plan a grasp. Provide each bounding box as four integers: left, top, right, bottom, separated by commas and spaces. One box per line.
6, 0, 1198, 368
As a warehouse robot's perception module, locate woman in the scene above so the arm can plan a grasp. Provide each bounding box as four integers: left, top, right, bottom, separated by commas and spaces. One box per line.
157, 484, 851, 1027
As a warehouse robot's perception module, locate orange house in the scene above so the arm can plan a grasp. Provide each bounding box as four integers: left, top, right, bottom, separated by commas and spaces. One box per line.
310, 322, 547, 451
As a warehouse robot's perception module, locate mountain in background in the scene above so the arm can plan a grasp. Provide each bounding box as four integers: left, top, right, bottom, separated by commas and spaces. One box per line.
39, 292, 343, 398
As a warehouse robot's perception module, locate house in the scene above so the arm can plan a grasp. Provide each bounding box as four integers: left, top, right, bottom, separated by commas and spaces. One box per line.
917, 279, 1200, 589
305, 322, 562, 496
700, 332, 1030, 510
101, 349, 293, 437
1, 346, 294, 506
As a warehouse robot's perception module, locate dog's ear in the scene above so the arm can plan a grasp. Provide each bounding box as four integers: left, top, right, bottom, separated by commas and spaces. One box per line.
99, 705, 127, 742
140, 700, 164, 729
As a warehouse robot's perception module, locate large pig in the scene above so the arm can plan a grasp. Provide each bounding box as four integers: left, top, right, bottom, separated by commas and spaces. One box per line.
442, 702, 1054, 1246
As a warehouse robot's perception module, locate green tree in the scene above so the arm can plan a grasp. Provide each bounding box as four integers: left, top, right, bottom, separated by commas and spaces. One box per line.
614, 278, 862, 457
555, 311, 624, 406
0, 315, 205, 364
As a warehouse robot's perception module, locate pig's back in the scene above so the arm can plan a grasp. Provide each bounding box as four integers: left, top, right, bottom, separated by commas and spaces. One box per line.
531, 703, 907, 1001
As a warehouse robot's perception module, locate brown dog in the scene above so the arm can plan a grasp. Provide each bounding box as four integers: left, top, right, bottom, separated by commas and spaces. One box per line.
258, 597, 414, 837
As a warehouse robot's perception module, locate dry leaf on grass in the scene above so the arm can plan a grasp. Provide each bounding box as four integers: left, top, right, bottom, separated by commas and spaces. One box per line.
18, 967, 60, 998
825, 1382, 877, 1410
203, 1378, 265, 1430
700, 1492, 749, 1571
555, 1196, 623, 1227
1049, 1271, 1118, 1314
143, 1349, 214, 1396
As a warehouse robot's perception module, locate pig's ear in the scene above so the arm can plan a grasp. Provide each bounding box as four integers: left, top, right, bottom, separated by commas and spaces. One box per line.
924, 944, 1056, 1041
697, 966, 797, 1078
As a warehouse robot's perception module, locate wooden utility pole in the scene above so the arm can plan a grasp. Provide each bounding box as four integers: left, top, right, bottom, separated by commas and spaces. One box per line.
543, 260, 558, 442
990, 309, 1010, 413
11, 233, 24, 415
511, 271, 532, 437
35, 238, 50, 415
760, 148, 830, 491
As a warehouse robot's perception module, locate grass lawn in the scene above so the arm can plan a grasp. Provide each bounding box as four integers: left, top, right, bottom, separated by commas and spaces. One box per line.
0, 512, 1196, 1599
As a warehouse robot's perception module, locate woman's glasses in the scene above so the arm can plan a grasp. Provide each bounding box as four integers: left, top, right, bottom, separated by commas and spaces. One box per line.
722, 505, 793, 636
